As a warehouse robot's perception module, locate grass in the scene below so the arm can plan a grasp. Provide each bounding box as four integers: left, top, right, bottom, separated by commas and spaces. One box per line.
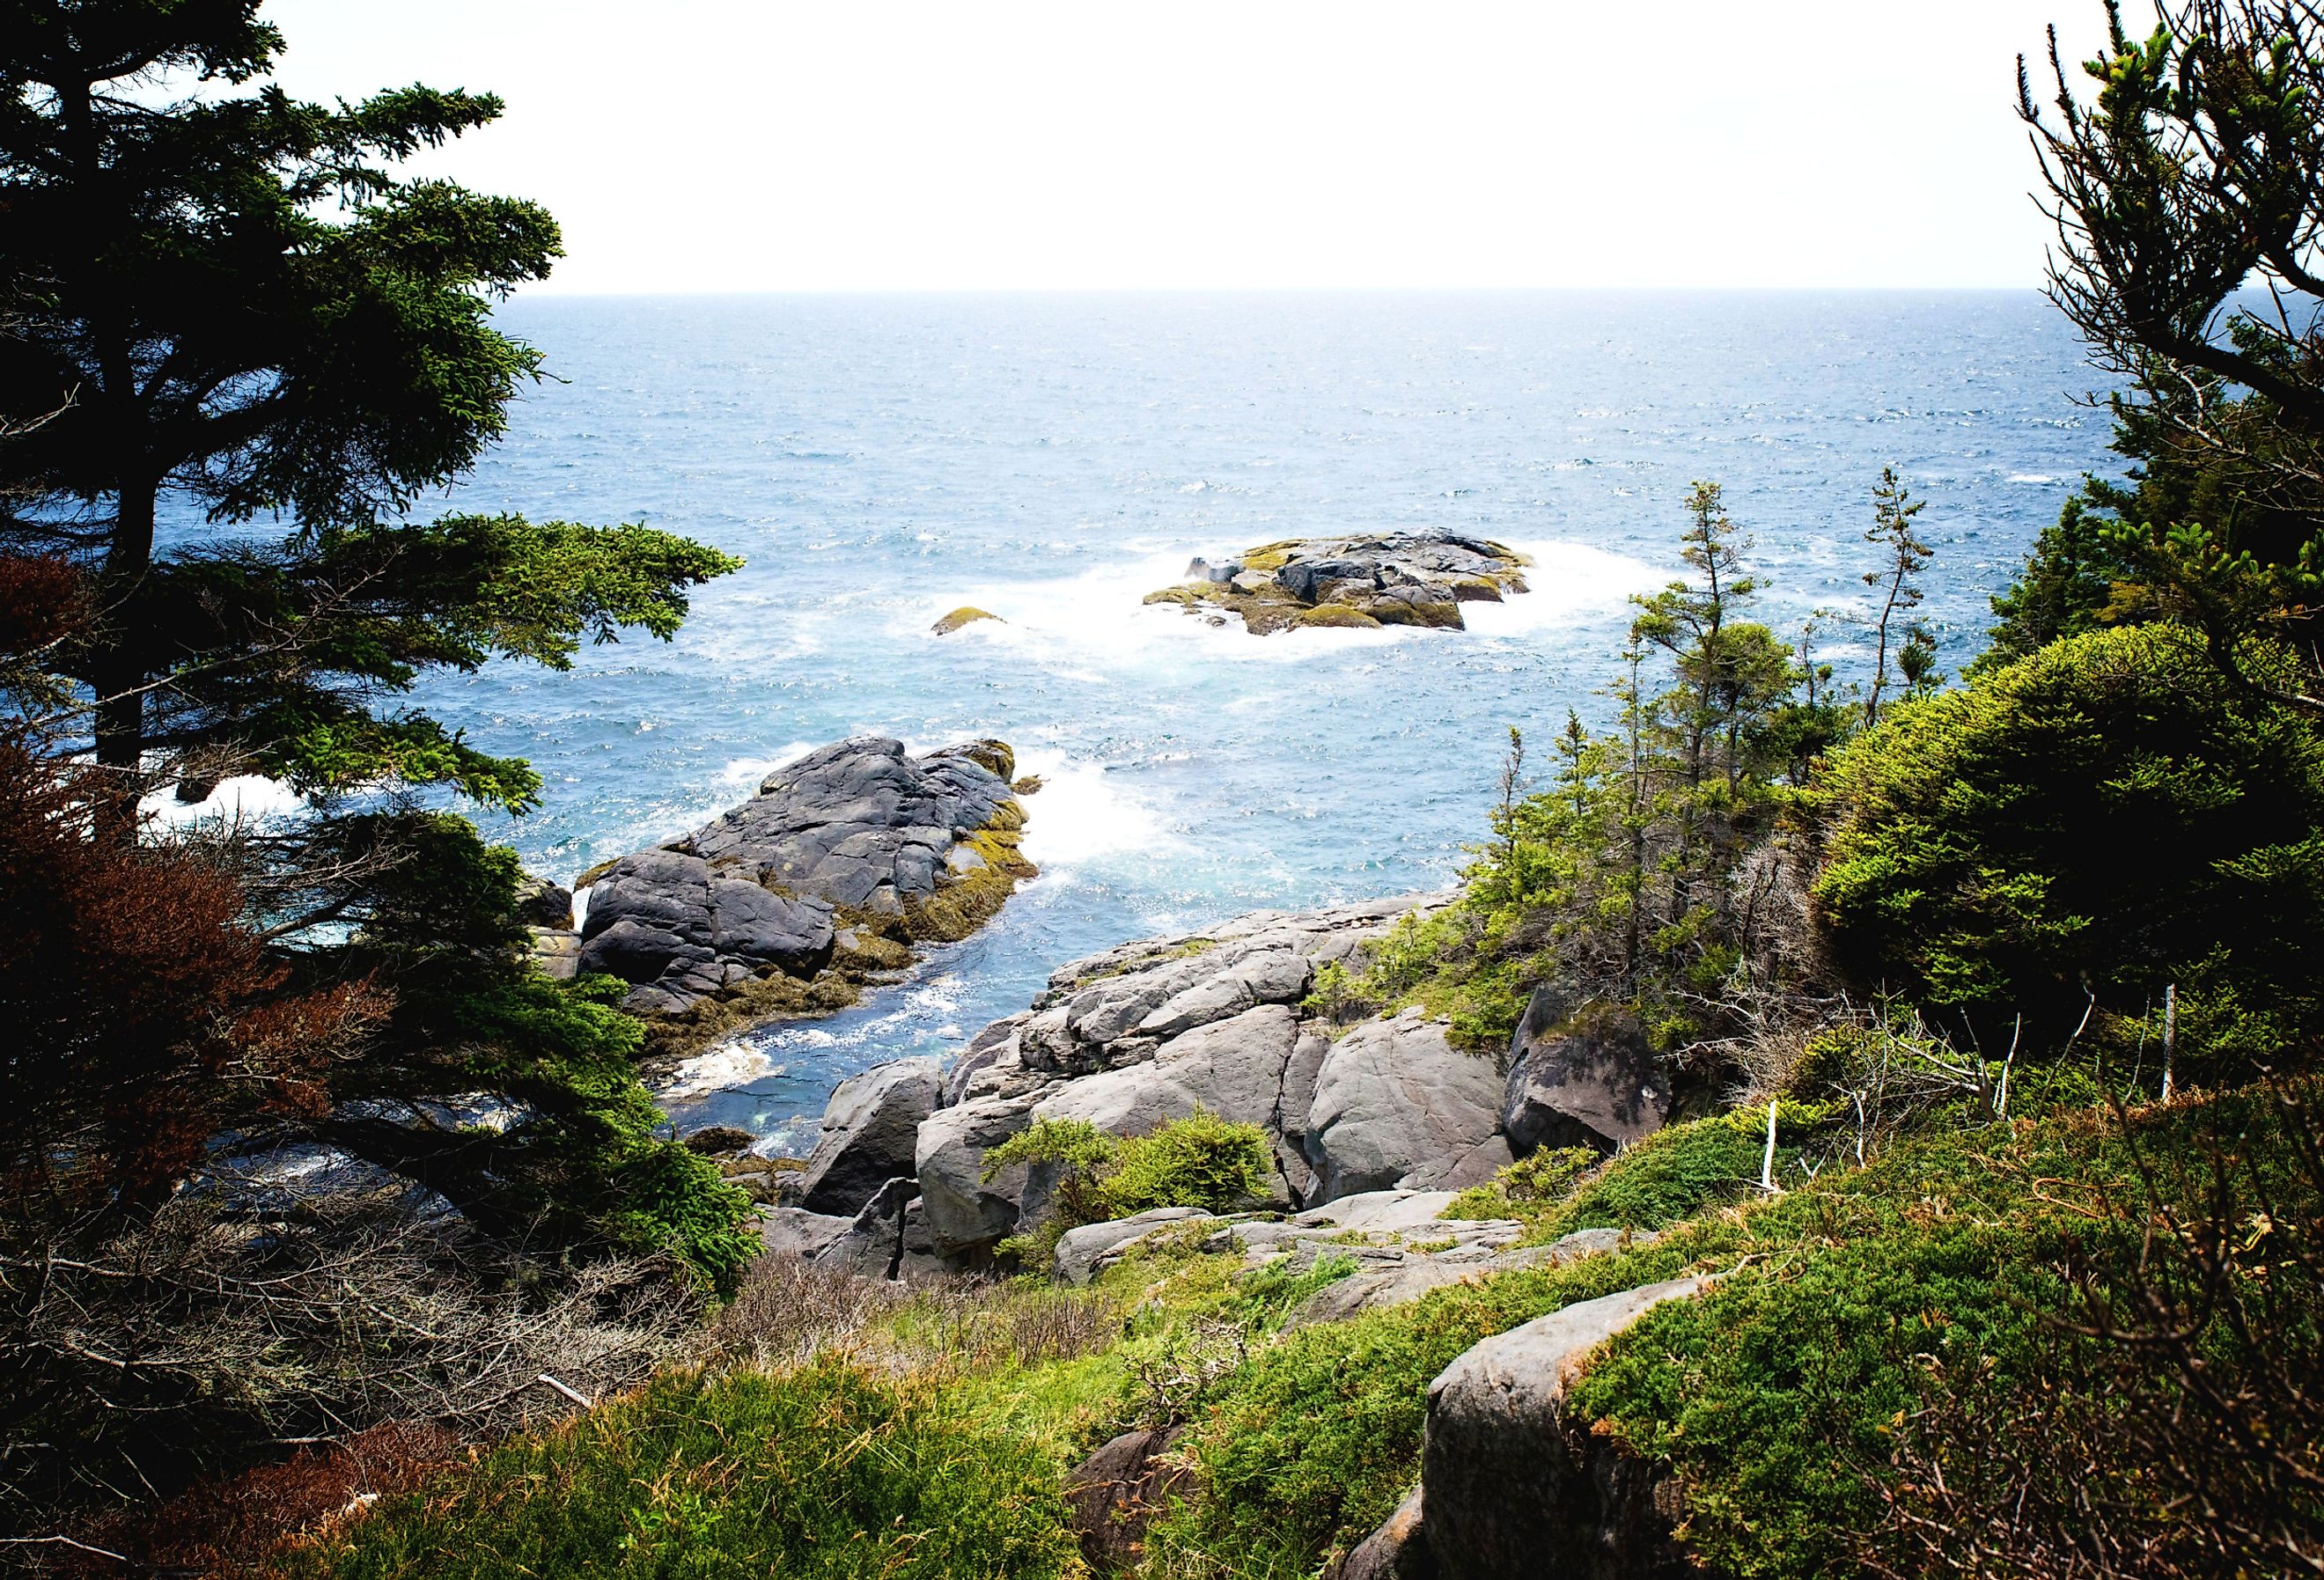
280, 1362, 1082, 1579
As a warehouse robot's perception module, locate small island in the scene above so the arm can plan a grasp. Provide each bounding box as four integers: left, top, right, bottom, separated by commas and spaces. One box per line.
1143, 531, 1533, 635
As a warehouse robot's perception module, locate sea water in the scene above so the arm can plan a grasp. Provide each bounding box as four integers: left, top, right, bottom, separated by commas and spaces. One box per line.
383, 290, 2113, 1148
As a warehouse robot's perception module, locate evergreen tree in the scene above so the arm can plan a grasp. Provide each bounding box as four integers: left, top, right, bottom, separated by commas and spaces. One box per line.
0, 3, 753, 1289
1860, 467, 1931, 726
0, 3, 737, 815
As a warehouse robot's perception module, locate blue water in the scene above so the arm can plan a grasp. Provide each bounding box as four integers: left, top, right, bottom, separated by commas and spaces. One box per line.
391, 290, 2112, 1148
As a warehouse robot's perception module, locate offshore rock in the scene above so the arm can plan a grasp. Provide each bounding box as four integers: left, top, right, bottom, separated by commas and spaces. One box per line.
572, 737, 1033, 1045
1144, 533, 1530, 636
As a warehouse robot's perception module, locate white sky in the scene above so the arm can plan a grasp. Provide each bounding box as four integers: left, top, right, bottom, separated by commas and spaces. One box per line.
258, 1, 2138, 295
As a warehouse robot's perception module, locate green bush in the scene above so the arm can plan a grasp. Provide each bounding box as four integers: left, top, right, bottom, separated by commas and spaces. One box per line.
1813, 623, 2324, 1082
284, 1363, 1080, 1579
1569, 1087, 2324, 1578
982, 1110, 1272, 1268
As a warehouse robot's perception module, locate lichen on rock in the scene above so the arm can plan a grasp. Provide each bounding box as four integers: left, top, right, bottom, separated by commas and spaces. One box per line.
1144, 532, 1532, 636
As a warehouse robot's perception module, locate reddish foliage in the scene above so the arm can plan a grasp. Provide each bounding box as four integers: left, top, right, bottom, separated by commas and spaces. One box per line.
0, 553, 86, 655
60, 1422, 461, 1576
0, 737, 385, 1216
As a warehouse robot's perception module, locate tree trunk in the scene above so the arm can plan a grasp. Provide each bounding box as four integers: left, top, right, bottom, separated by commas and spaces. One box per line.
92, 471, 157, 840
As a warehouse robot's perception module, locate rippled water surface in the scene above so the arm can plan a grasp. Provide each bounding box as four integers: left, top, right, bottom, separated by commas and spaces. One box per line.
387, 291, 2114, 1146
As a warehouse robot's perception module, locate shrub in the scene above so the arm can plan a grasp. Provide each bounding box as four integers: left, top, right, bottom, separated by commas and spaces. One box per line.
1812, 624, 2324, 1083
283, 1363, 1082, 1580
983, 1110, 1272, 1268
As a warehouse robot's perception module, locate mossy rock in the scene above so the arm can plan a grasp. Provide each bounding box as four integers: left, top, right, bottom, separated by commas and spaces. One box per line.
931, 606, 1002, 635
1448, 576, 1505, 604
948, 738, 1017, 782
1011, 774, 1044, 796
1144, 585, 1205, 609
638, 968, 863, 1064
902, 815, 1039, 944
573, 856, 621, 890
1296, 603, 1383, 629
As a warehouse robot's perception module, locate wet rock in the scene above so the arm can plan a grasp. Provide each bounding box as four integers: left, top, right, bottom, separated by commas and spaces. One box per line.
571, 737, 1033, 1029
798, 1058, 942, 1215
1503, 994, 1670, 1156
1306, 1010, 1504, 1202
514, 872, 575, 929
681, 1125, 758, 1156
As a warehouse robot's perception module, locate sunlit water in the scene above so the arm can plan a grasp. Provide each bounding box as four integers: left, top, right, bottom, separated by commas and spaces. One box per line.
277, 291, 2113, 1149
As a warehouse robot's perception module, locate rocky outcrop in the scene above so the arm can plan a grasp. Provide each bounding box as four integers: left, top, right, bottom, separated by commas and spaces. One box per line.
1503, 991, 1669, 1156
1144, 533, 1531, 636
797, 1058, 942, 1215
570, 737, 1034, 1045
1418, 1277, 1703, 1578
908, 895, 1455, 1255
1306, 1009, 1506, 1200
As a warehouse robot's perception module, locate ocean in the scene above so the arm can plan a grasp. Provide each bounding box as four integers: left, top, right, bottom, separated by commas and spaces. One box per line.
391, 290, 2114, 1148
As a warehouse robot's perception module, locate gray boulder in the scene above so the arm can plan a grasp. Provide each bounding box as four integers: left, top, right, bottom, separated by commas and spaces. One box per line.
798, 1058, 942, 1215
757, 1206, 856, 1262
1503, 992, 1669, 1155
1422, 1276, 1703, 1578
1033, 1003, 1303, 1136
914, 1092, 1050, 1257
1305, 1010, 1504, 1202
577, 849, 835, 1015
1054, 1206, 1214, 1286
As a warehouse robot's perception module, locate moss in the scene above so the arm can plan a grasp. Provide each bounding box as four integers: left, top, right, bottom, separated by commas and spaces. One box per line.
636, 968, 863, 1063
572, 855, 621, 889
1237, 540, 1301, 575
930, 605, 1001, 635
1143, 585, 1205, 608
1011, 774, 1043, 796
947, 739, 1017, 781
1296, 603, 1384, 628
901, 809, 1038, 945
1365, 596, 1467, 631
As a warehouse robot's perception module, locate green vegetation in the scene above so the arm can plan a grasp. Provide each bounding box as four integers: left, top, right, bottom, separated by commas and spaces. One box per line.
0, 1, 752, 1543
283, 1363, 1082, 1580
1813, 623, 2324, 1080
984, 1110, 1274, 1264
